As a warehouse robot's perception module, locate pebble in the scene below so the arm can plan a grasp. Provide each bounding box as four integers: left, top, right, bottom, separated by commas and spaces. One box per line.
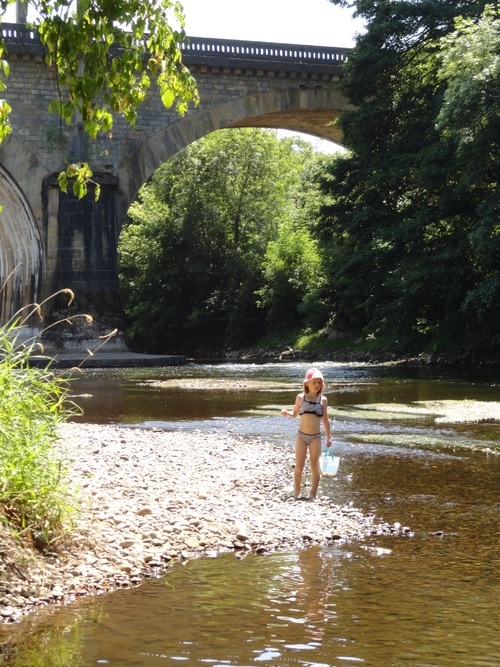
0, 423, 397, 623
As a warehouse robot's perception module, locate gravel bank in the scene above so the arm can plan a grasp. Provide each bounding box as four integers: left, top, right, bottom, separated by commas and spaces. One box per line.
0, 423, 399, 623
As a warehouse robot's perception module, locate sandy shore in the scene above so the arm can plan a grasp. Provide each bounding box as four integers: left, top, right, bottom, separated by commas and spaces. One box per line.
0, 423, 399, 623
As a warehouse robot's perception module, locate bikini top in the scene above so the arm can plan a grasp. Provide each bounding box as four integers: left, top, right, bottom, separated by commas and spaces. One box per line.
298, 395, 323, 417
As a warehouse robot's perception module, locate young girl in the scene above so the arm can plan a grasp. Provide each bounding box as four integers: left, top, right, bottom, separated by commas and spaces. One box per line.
281, 368, 331, 500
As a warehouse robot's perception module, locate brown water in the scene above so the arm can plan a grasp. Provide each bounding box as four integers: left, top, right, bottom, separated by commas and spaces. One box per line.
1, 361, 499, 666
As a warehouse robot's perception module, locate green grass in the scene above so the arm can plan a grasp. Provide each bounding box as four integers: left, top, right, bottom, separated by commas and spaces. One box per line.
0, 285, 117, 551
0, 317, 81, 550
0, 283, 105, 551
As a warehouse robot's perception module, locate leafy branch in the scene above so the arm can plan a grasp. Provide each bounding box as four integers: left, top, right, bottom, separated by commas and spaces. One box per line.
57, 162, 100, 200
0, 0, 200, 198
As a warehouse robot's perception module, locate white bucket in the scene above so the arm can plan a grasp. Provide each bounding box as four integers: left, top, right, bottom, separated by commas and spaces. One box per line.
320, 450, 340, 477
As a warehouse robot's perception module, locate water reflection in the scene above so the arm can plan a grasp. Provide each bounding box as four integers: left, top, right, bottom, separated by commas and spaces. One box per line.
4, 531, 499, 666
11, 550, 348, 666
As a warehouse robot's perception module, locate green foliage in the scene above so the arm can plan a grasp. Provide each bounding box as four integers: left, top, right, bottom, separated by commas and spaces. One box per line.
0, 0, 199, 198
315, 0, 499, 355
435, 5, 500, 347
0, 0, 199, 138
0, 287, 85, 549
257, 220, 326, 332
119, 129, 327, 354
437, 5, 500, 150
0, 331, 79, 550
58, 162, 100, 200
0, 44, 10, 144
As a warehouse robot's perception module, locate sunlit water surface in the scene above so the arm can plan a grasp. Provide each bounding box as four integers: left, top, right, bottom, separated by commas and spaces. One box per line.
1, 361, 499, 667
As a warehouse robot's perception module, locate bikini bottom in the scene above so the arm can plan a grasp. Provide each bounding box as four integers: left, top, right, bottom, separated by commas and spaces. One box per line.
297, 430, 321, 446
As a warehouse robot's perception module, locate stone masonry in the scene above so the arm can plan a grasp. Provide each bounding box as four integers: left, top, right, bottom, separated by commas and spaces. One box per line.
0, 26, 352, 346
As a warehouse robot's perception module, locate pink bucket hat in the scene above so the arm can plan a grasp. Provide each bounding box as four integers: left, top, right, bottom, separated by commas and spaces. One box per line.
303, 368, 324, 386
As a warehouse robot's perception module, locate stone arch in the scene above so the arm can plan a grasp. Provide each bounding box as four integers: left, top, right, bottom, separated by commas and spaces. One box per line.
0, 165, 43, 327
117, 86, 351, 209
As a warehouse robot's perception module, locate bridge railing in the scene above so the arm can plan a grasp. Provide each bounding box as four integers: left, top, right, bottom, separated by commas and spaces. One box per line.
0, 23, 349, 72
180, 35, 349, 65
0, 23, 38, 41
0, 22, 41, 53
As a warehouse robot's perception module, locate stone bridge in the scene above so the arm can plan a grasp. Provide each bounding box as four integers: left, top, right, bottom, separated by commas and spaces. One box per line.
0, 22, 351, 347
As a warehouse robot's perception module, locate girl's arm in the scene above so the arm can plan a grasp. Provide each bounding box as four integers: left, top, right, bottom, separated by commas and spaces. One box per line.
281, 393, 302, 419
322, 396, 332, 446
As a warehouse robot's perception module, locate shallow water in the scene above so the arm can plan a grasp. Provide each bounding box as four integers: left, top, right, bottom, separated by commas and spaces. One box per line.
1, 361, 499, 666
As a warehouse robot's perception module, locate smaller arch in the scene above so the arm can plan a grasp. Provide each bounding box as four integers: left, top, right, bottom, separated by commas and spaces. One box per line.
0, 165, 43, 327
0, 134, 48, 239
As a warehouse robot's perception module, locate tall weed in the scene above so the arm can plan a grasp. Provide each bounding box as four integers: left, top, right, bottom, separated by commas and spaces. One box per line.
0, 285, 115, 550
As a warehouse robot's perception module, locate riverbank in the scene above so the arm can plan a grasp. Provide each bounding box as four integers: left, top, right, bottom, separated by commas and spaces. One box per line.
29, 345, 500, 369
0, 423, 401, 624
226, 347, 500, 368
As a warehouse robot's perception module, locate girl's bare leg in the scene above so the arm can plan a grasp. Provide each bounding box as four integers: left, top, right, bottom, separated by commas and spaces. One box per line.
294, 437, 308, 498
308, 438, 322, 499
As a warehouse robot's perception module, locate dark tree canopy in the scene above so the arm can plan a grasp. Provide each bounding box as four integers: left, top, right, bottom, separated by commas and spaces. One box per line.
315, 0, 499, 355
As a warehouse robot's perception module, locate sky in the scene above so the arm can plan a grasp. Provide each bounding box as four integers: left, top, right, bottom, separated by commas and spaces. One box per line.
3, 0, 363, 47
179, 0, 363, 48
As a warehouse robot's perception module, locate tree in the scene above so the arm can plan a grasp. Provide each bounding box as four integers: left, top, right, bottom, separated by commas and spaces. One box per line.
314, 0, 496, 354
119, 129, 325, 354
437, 5, 500, 153
258, 220, 325, 333
0, 0, 199, 196
257, 151, 332, 334
436, 5, 500, 348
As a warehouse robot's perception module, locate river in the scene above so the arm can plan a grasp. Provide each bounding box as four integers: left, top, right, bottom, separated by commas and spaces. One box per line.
1, 361, 499, 666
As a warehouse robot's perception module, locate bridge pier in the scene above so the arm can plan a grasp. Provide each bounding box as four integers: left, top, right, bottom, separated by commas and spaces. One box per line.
40, 174, 128, 352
